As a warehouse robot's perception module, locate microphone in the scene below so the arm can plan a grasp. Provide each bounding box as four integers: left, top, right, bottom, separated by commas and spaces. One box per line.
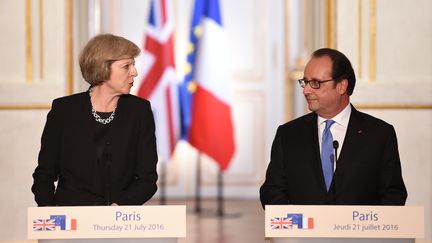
333, 140, 339, 163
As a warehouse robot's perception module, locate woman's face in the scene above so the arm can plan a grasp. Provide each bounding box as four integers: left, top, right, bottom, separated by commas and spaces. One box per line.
103, 58, 137, 95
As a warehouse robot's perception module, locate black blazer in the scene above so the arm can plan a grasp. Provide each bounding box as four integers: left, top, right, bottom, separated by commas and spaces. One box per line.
32, 91, 158, 206
260, 105, 407, 206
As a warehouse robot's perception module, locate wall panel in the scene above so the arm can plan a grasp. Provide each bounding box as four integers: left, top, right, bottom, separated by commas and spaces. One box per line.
0, 0, 71, 106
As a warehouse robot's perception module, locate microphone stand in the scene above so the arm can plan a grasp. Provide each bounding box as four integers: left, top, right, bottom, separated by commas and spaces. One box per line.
103, 144, 112, 206
332, 140, 339, 204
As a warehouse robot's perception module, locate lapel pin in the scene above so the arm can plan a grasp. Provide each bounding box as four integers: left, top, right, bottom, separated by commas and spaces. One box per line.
358, 130, 362, 134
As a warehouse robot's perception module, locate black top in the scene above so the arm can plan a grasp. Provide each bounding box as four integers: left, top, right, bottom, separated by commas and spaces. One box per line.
31, 91, 158, 206
93, 111, 113, 204
93, 112, 113, 160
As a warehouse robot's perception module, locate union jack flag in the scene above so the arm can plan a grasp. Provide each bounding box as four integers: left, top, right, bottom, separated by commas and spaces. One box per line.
270, 217, 293, 229
136, 0, 180, 162
33, 219, 56, 231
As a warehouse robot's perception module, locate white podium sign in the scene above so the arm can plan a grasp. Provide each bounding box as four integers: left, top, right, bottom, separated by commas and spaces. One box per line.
28, 205, 186, 240
265, 205, 424, 239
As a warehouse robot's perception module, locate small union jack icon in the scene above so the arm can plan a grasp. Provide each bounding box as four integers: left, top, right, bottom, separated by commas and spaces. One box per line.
270, 217, 293, 229
33, 219, 56, 231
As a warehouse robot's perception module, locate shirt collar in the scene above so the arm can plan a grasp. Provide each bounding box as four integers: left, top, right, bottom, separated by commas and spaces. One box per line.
318, 103, 352, 127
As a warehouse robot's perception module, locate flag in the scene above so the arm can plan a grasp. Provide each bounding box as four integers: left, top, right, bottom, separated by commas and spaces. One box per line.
50, 215, 66, 229
287, 213, 303, 229
183, 0, 235, 171
137, 0, 180, 161
178, 0, 204, 139
33, 219, 56, 231
302, 217, 314, 229
287, 213, 314, 229
65, 218, 77, 230
50, 215, 77, 230
270, 217, 292, 229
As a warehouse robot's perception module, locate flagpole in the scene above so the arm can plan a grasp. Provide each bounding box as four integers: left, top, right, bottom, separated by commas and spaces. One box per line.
217, 167, 224, 216
194, 152, 202, 213
215, 167, 242, 219
159, 161, 167, 205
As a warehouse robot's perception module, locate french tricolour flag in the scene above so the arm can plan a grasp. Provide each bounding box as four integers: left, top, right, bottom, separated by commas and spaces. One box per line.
188, 0, 235, 171
137, 0, 180, 162
65, 218, 77, 230
302, 217, 314, 229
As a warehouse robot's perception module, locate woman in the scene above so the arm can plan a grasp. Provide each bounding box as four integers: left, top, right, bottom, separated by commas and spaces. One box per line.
31, 34, 158, 206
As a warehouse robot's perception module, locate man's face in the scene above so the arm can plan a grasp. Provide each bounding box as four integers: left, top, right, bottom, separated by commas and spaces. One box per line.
303, 56, 347, 118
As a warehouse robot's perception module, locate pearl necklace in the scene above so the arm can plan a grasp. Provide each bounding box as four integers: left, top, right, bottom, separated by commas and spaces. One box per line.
89, 87, 117, 125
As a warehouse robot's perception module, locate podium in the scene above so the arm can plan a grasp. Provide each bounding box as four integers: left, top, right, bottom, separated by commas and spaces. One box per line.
28, 205, 186, 243
265, 205, 424, 243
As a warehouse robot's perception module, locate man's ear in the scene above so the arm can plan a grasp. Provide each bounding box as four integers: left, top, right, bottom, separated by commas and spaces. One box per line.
338, 79, 348, 94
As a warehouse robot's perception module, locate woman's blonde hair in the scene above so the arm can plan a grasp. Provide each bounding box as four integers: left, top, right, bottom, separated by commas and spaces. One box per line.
79, 33, 140, 85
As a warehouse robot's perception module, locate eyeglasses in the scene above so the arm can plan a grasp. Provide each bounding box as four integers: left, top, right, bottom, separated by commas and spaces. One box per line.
298, 78, 334, 89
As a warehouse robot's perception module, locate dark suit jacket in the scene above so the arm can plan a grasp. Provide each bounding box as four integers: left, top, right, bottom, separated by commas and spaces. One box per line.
260, 105, 407, 206
32, 91, 158, 206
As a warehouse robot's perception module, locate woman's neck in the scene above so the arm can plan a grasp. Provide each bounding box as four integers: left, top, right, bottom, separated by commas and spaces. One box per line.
90, 86, 119, 112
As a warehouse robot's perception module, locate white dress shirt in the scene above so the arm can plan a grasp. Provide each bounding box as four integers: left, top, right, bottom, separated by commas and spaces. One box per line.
318, 104, 352, 170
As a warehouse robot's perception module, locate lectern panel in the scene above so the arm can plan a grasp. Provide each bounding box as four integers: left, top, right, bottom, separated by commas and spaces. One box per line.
265, 205, 423, 239
28, 206, 186, 240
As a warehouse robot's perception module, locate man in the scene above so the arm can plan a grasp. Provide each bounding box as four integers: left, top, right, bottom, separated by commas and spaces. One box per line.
260, 48, 407, 207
